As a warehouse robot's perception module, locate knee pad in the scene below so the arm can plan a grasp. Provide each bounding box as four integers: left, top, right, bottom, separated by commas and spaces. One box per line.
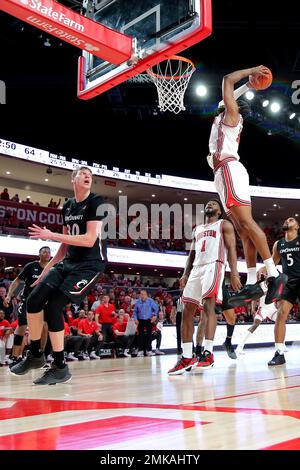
14, 334, 24, 346
44, 291, 69, 332
27, 283, 54, 314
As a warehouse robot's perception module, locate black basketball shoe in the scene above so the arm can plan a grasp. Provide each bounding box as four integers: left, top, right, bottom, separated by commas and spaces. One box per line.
268, 351, 286, 366
227, 282, 264, 308
33, 364, 72, 385
265, 273, 288, 305
9, 351, 46, 375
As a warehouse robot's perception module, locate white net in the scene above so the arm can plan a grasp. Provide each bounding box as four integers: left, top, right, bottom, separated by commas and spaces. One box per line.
147, 56, 195, 114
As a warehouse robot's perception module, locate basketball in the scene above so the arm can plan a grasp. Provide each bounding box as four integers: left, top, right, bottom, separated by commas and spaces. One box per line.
249, 68, 273, 90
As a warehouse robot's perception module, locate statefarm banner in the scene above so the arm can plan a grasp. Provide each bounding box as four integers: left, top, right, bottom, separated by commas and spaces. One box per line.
0, 200, 63, 229
1, 0, 132, 63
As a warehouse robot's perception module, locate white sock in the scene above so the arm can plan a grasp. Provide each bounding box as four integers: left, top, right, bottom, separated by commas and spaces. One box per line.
275, 343, 285, 354
204, 340, 214, 354
239, 330, 253, 348
182, 342, 193, 359
246, 267, 257, 285
263, 258, 279, 278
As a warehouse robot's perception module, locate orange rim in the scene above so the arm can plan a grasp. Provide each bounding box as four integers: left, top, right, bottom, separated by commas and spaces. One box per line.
147, 55, 195, 81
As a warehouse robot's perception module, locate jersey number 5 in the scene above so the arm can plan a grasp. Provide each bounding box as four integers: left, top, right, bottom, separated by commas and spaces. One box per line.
287, 253, 294, 266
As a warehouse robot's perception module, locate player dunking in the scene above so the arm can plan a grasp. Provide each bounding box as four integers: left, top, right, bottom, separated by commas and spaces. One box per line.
168, 200, 242, 375
208, 66, 287, 307
258, 217, 300, 366
4, 246, 51, 368
10, 167, 106, 384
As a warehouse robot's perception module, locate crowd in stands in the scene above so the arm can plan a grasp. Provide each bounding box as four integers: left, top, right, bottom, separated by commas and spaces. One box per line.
0, 187, 286, 255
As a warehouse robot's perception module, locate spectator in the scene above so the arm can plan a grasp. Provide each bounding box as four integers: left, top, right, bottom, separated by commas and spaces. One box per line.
95, 295, 117, 342
48, 198, 61, 208
0, 286, 13, 320
11, 194, 19, 202
112, 311, 136, 357
70, 309, 86, 335
133, 289, 158, 357
151, 312, 165, 355
0, 310, 12, 365
0, 188, 10, 201
63, 321, 84, 361
23, 196, 33, 205
78, 310, 104, 359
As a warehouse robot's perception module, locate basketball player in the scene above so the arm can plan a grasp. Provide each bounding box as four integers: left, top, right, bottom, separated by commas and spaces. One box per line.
10, 167, 107, 384
261, 217, 299, 366
196, 281, 238, 361
168, 199, 242, 375
208, 65, 287, 307
4, 246, 51, 367
235, 282, 287, 354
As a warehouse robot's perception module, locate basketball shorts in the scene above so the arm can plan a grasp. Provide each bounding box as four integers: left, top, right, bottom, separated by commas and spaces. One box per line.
214, 159, 251, 216
255, 295, 278, 322
17, 300, 27, 327
220, 282, 233, 311
182, 262, 225, 307
41, 259, 106, 303
280, 277, 300, 305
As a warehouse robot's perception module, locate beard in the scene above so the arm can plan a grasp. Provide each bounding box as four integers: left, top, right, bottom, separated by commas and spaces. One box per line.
282, 224, 289, 231
205, 208, 217, 217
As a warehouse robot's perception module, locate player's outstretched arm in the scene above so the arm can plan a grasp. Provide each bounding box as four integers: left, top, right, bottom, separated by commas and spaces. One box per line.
28, 220, 102, 248
222, 65, 269, 126
222, 220, 242, 292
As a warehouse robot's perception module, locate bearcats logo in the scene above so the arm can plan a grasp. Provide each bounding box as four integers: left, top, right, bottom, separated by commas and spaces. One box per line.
73, 279, 88, 291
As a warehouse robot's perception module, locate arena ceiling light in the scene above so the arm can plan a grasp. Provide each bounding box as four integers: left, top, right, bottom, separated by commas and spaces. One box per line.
245, 91, 255, 100
289, 112, 296, 120
262, 100, 269, 108
270, 102, 281, 113
195, 84, 207, 97
6, 171, 11, 174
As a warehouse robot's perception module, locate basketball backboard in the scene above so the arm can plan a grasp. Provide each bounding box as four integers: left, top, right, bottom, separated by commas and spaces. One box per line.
78, 0, 212, 100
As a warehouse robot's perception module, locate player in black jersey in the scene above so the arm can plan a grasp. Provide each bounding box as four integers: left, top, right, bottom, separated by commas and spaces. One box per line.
259, 217, 299, 366
4, 246, 51, 367
10, 167, 107, 385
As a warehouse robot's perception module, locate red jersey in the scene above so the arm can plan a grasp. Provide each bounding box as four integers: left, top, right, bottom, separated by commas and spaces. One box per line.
10, 320, 18, 329
0, 320, 11, 337
64, 322, 70, 336
78, 319, 99, 335
112, 321, 127, 337
95, 304, 116, 324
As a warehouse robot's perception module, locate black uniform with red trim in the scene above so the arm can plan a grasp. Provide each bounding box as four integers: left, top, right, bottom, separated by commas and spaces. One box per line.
278, 235, 300, 304
43, 193, 107, 303
17, 261, 43, 326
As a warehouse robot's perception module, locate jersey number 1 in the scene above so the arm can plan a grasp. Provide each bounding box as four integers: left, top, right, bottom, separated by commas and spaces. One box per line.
201, 240, 206, 252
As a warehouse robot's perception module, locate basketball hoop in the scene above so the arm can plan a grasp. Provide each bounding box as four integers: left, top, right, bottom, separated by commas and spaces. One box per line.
147, 56, 195, 114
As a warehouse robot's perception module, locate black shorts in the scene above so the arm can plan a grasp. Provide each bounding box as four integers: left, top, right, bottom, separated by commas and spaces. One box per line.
17, 300, 27, 327
220, 282, 232, 312
280, 278, 300, 305
41, 258, 106, 303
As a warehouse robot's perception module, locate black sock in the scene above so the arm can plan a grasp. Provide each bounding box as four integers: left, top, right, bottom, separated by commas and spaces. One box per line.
226, 324, 235, 344
30, 339, 43, 357
53, 351, 66, 369
195, 345, 203, 356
